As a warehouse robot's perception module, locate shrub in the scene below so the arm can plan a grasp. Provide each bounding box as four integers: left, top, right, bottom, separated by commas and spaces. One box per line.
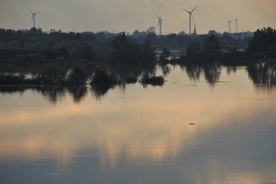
66, 67, 88, 85
90, 69, 120, 86
139, 75, 165, 87
0, 74, 26, 85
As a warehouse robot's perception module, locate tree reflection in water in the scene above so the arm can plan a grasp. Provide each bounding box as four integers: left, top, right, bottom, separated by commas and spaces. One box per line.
68, 86, 88, 103
0, 84, 118, 103
90, 84, 116, 100
2, 62, 276, 101
0, 86, 87, 104
247, 62, 276, 88
39, 86, 89, 103
185, 64, 201, 81
183, 62, 221, 85
39, 86, 67, 103
203, 63, 221, 85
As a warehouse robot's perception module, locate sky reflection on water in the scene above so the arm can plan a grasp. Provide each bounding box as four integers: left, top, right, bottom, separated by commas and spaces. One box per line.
1, 66, 276, 184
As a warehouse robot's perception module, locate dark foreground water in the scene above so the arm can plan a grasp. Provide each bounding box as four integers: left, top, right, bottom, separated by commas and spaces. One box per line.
1, 65, 276, 184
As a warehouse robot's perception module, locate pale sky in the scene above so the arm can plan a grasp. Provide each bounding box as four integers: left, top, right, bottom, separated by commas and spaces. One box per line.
0, 0, 275, 34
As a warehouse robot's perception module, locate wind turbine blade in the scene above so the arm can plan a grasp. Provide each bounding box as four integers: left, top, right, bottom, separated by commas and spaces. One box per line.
191, 5, 198, 13
28, 8, 34, 14
183, 9, 191, 14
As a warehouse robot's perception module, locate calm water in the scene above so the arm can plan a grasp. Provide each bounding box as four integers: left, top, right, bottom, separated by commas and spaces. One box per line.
1, 65, 276, 184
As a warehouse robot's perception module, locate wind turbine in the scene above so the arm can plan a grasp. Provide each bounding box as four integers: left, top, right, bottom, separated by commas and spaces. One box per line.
29, 9, 38, 28
227, 18, 233, 33
157, 15, 163, 35
193, 23, 197, 34
235, 18, 238, 33
183, 5, 198, 35
191, 14, 197, 34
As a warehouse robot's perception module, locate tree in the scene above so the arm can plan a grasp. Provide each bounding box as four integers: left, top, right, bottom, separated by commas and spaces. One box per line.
141, 39, 156, 63
112, 32, 127, 49
111, 32, 140, 64
248, 27, 276, 58
186, 40, 201, 58
80, 44, 96, 61
66, 67, 88, 85
159, 48, 171, 61
202, 34, 221, 61
146, 26, 156, 35
146, 26, 156, 42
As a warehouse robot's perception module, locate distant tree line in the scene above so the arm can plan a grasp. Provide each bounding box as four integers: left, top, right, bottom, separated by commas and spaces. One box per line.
0, 28, 97, 62
0, 27, 253, 61
157, 27, 276, 66
0, 26, 275, 76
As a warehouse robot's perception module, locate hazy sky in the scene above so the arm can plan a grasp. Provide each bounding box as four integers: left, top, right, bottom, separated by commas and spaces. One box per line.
0, 0, 275, 34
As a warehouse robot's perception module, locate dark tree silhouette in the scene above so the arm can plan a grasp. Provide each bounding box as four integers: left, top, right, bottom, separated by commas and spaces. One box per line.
108, 32, 157, 79
202, 34, 221, 61
159, 48, 171, 61
145, 26, 157, 43
248, 27, 276, 58
112, 32, 127, 49
66, 67, 88, 85
186, 40, 201, 58
77, 43, 96, 61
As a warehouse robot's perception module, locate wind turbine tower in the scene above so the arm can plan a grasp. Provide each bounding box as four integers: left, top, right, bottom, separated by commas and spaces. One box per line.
227, 18, 233, 33
183, 5, 198, 35
157, 15, 163, 35
235, 18, 238, 33
191, 14, 197, 35
29, 9, 38, 28
193, 23, 197, 35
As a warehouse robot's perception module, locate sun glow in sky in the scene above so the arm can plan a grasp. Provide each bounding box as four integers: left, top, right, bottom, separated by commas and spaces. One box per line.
0, 0, 275, 34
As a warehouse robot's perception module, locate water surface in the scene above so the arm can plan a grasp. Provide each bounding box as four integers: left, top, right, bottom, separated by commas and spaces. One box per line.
1, 65, 276, 184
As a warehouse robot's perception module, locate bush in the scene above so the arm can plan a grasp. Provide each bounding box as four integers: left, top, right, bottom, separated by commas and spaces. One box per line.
36, 67, 66, 85
0, 74, 26, 85
139, 75, 165, 87
90, 69, 121, 98
66, 67, 88, 85
90, 69, 120, 86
